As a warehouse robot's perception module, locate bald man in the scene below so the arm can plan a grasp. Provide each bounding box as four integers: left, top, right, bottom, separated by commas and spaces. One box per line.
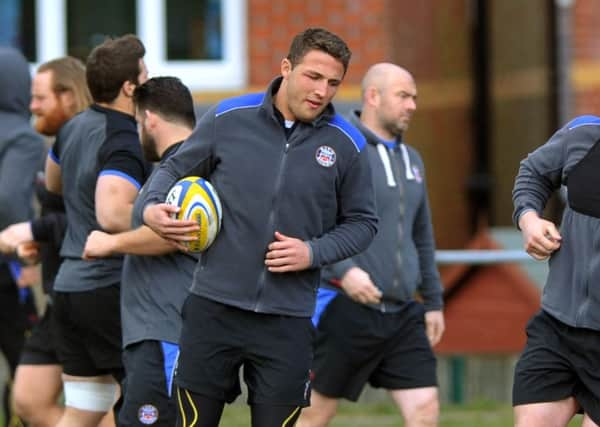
298, 64, 444, 427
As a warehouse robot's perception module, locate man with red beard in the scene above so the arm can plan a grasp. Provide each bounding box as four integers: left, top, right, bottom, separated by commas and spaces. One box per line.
0, 56, 95, 427
31, 57, 91, 136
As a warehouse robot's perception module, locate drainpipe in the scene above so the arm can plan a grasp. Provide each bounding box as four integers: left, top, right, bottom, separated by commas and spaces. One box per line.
468, 0, 491, 230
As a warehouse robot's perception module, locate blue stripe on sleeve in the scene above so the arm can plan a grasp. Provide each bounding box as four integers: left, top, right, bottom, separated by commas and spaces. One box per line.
215, 93, 265, 117
98, 169, 142, 190
48, 148, 60, 164
567, 115, 600, 130
327, 114, 367, 152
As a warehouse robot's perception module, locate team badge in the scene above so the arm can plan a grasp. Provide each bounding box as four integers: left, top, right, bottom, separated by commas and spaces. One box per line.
412, 165, 423, 183
138, 404, 159, 425
315, 146, 336, 167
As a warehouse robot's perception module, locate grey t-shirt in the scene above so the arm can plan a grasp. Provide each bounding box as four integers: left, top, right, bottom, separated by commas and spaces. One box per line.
52, 105, 151, 292
121, 142, 197, 347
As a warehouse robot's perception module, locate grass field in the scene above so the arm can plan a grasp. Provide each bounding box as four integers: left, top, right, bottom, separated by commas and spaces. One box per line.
217, 400, 584, 427
0, 401, 585, 427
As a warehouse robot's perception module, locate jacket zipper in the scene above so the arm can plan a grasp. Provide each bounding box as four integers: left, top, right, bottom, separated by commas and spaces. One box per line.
253, 138, 290, 311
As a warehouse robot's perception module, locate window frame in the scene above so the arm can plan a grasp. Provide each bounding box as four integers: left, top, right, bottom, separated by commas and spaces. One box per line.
34, 0, 247, 91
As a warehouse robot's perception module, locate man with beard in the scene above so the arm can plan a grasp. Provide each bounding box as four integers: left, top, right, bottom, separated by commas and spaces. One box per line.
82, 76, 196, 427
45, 35, 152, 427
0, 46, 45, 427
141, 28, 378, 427
0, 56, 100, 427
298, 64, 444, 427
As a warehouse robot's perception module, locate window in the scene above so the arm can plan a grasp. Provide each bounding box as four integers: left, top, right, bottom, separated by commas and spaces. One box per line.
0, 0, 36, 61
31, 0, 247, 91
66, 0, 136, 61
138, 0, 247, 90
166, 0, 222, 60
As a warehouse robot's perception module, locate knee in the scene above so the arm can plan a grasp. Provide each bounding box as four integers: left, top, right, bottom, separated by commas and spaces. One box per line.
12, 389, 39, 421
297, 404, 337, 427
405, 396, 439, 427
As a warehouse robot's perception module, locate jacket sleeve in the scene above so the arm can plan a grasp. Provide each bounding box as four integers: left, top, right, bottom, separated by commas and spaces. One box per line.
412, 160, 444, 311
320, 258, 357, 286
512, 125, 578, 227
142, 107, 217, 208
0, 134, 44, 227
308, 146, 378, 268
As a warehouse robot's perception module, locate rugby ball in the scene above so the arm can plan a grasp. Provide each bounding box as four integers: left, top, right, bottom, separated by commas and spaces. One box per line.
165, 176, 222, 252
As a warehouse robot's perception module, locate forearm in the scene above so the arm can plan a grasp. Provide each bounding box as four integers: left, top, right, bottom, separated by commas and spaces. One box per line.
112, 226, 175, 256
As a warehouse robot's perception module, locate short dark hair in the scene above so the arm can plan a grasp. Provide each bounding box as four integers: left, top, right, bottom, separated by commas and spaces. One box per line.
86, 34, 145, 103
133, 77, 196, 130
286, 28, 352, 75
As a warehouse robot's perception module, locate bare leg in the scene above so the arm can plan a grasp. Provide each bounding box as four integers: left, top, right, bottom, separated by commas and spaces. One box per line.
582, 414, 600, 427
295, 390, 339, 427
390, 387, 439, 427
513, 398, 579, 427
12, 364, 64, 427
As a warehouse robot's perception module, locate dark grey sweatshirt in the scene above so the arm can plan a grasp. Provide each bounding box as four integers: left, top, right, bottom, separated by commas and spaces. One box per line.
0, 48, 44, 283
0, 47, 44, 230
320, 111, 443, 313
142, 77, 378, 317
513, 115, 600, 330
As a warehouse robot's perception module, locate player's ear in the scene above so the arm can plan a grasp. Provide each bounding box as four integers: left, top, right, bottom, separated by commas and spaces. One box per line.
281, 58, 292, 78
365, 86, 380, 107
122, 79, 136, 98
145, 110, 158, 128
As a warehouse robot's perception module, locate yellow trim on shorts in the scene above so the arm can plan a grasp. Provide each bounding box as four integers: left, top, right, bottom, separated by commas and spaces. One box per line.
282, 406, 301, 426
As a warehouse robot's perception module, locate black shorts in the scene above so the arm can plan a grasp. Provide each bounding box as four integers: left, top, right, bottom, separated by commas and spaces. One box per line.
312, 295, 437, 401
176, 294, 314, 406
53, 285, 124, 379
0, 265, 27, 373
513, 310, 600, 423
20, 303, 59, 365
119, 340, 179, 427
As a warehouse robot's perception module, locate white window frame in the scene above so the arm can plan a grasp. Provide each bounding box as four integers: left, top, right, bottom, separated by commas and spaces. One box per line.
34, 0, 247, 91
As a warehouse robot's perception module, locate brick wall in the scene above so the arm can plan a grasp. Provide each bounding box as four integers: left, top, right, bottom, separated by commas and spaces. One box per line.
245, 0, 475, 249
572, 0, 600, 114
247, 0, 390, 86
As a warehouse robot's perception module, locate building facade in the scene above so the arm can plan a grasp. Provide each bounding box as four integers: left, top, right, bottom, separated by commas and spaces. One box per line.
4, 0, 600, 249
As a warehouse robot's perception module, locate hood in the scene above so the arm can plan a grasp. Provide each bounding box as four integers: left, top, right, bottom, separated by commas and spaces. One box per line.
348, 109, 403, 147
0, 47, 32, 118
0, 47, 36, 155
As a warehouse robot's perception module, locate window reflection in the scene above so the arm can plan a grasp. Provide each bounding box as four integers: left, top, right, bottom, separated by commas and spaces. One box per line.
166, 0, 223, 60
0, 0, 36, 61
67, 0, 136, 61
